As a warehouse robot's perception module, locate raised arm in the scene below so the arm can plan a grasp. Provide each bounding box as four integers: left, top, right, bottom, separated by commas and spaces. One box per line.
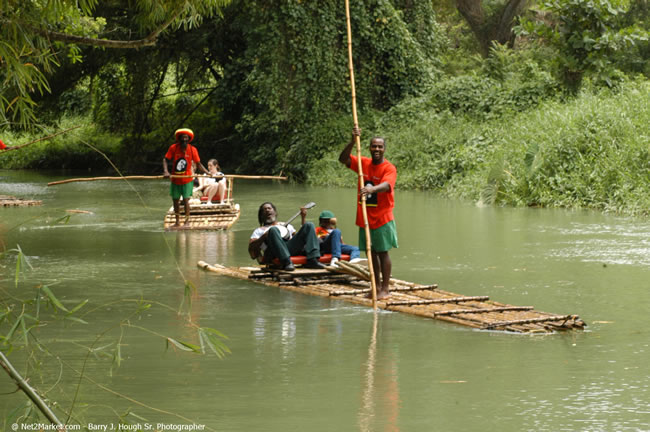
197, 162, 210, 175
338, 127, 361, 167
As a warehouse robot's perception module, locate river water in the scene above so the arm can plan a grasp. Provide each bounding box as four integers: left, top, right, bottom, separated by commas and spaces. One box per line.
1, 170, 649, 431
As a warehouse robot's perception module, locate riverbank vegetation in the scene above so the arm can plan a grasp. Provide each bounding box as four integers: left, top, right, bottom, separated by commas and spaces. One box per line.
309, 80, 650, 215
1, 0, 648, 214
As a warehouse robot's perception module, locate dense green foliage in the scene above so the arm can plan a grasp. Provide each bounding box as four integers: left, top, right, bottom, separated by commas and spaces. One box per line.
0, 0, 228, 128
309, 79, 650, 215
519, 0, 649, 91
1, 0, 648, 214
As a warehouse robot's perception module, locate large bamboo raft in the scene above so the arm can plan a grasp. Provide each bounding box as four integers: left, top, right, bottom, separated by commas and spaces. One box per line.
1, 195, 42, 207
197, 260, 586, 334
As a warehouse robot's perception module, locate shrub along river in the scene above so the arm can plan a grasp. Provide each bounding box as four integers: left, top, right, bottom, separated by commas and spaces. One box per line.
1, 169, 649, 431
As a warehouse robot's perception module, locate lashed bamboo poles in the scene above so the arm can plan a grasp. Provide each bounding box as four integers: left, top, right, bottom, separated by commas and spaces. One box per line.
344, 0, 378, 309
47, 174, 287, 186
197, 262, 587, 333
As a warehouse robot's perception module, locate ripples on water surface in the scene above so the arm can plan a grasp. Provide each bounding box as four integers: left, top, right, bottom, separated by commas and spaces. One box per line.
1, 171, 648, 431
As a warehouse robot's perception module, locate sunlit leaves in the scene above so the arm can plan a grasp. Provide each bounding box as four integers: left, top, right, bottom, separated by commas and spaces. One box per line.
517, 0, 649, 90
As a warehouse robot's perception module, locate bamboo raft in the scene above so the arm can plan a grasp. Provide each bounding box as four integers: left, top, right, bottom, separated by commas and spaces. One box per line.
1, 195, 42, 207
164, 201, 240, 230
197, 260, 586, 334
164, 177, 240, 231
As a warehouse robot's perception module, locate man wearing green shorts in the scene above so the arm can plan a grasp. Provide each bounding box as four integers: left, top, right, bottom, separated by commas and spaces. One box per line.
339, 127, 398, 299
163, 128, 210, 227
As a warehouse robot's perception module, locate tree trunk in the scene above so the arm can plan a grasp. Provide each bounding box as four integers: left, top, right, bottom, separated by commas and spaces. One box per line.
455, 0, 529, 56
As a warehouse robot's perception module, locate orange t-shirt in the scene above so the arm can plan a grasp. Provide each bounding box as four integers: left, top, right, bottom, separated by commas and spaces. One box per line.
315, 226, 345, 243
165, 143, 200, 185
349, 155, 397, 229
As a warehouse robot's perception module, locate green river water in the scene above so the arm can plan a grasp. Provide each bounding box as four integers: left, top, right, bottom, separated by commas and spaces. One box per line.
1, 169, 649, 431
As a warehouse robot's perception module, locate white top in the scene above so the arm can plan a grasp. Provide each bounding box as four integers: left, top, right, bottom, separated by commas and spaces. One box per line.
251, 224, 296, 252
202, 172, 226, 186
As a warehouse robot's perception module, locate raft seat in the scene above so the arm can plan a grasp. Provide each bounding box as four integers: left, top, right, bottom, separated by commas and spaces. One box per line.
273, 254, 350, 266
199, 196, 225, 203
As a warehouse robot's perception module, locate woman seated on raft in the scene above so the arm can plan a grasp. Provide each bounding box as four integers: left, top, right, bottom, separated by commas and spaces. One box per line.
193, 158, 227, 204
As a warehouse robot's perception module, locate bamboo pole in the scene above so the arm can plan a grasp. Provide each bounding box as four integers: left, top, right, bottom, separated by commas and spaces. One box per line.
0, 125, 82, 153
0, 351, 64, 427
385, 296, 491, 306
345, 0, 378, 309
47, 174, 287, 186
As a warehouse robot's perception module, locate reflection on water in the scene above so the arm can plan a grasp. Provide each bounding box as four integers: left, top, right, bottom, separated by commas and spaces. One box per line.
548, 222, 650, 266
175, 230, 235, 265
359, 314, 401, 432
2, 172, 649, 431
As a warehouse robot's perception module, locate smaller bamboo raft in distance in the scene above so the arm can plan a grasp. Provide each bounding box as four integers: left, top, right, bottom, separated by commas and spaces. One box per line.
197, 261, 586, 334
1, 195, 42, 207
164, 201, 240, 231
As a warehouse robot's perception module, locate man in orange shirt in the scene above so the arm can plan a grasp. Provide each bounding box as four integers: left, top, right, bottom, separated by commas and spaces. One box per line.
339, 127, 398, 299
163, 128, 210, 227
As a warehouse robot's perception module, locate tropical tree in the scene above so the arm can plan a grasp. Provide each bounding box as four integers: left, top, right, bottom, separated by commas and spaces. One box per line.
454, 0, 530, 56
518, 0, 649, 91
0, 0, 229, 129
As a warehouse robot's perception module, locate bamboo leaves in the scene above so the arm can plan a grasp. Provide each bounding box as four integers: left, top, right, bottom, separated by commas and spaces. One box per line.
39, 285, 68, 312
198, 327, 231, 358
166, 327, 230, 358
10, 245, 32, 288
166, 337, 201, 353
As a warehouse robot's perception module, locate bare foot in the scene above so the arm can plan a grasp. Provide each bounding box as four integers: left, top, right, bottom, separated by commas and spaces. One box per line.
365, 290, 391, 300
173, 222, 180, 228
377, 290, 391, 300
183, 217, 190, 226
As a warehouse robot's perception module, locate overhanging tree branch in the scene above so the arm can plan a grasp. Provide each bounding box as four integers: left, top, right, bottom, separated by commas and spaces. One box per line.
1, 4, 185, 49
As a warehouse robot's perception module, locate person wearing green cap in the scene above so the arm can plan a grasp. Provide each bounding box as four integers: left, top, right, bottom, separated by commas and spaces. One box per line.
315, 210, 361, 267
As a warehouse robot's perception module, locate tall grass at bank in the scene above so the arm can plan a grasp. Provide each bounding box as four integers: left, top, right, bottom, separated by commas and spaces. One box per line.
307, 80, 650, 216
0, 116, 120, 170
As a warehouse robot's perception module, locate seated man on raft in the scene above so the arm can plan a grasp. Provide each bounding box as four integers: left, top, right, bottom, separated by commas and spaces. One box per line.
315, 210, 361, 268
248, 202, 326, 271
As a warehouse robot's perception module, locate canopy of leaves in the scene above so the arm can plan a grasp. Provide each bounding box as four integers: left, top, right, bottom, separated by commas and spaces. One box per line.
0, 0, 228, 128
518, 0, 649, 90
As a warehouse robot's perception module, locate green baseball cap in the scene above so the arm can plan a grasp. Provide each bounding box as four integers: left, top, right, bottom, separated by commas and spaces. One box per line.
319, 210, 335, 219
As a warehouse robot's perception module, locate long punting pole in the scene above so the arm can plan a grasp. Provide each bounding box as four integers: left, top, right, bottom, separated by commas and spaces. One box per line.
345, 0, 378, 309
47, 174, 287, 186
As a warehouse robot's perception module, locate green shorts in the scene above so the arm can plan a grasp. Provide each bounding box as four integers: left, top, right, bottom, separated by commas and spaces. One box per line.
170, 182, 194, 200
358, 220, 398, 253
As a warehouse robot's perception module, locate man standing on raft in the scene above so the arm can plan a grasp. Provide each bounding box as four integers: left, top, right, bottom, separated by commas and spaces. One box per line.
339, 127, 398, 299
163, 128, 210, 227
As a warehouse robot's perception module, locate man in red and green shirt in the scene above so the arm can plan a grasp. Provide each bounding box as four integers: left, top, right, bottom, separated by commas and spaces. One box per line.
339, 127, 398, 299
163, 128, 210, 227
